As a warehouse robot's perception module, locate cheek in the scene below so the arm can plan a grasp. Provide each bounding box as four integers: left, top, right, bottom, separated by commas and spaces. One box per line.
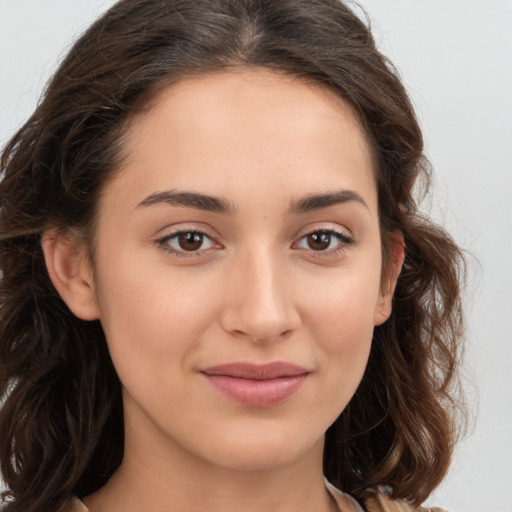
302, 267, 380, 400
310, 289, 375, 366
305, 264, 381, 339
95, 262, 221, 391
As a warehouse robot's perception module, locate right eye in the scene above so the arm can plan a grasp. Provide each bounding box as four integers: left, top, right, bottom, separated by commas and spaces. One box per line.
158, 231, 217, 255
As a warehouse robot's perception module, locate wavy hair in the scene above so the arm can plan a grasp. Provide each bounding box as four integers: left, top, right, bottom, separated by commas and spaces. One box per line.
0, 1, 465, 511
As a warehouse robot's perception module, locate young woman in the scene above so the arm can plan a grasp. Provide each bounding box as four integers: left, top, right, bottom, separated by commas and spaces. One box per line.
0, 1, 465, 511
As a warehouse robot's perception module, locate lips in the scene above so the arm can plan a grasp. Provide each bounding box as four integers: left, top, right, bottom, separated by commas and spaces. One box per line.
200, 362, 310, 407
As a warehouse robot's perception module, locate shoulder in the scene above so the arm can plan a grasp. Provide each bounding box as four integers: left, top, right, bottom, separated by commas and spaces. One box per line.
325, 479, 449, 512
362, 488, 449, 512
325, 479, 366, 512
69, 487, 448, 512
67, 497, 89, 512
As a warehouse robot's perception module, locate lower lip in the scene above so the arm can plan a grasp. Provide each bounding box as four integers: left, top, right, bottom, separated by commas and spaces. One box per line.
202, 373, 308, 408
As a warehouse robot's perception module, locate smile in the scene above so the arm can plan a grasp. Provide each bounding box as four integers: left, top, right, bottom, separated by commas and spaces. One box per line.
200, 362, 310, 408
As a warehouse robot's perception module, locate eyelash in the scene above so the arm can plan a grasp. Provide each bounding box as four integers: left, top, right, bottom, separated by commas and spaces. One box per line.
156, 230, 219, 258
156, 228, 354, 258
293, 229, 355, 257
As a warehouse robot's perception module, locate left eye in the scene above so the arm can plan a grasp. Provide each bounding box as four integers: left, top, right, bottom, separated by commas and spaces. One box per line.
162, 231, 216, 253
296, 230, 351, 251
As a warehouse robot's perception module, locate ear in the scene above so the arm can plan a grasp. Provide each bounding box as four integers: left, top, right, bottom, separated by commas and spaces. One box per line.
374, 231, 405, 326
41, 229, 100, 321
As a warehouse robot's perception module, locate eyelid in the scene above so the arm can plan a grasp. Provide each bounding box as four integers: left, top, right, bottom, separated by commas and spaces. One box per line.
153, 222, 355, 259
154, 224, 223, 257
294, 222, 354, 242
292, 225, 355, 255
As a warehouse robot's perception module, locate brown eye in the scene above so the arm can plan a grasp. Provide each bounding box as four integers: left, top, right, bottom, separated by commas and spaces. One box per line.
177, 232, 204, 251
295, 229, 354, 254
306, 232, 332, 251
160, 231, 216, 255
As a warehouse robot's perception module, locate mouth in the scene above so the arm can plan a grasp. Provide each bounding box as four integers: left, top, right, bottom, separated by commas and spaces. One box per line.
200, 362, 310, 408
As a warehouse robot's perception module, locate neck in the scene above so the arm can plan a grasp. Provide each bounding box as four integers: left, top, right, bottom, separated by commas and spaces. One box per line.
83, 408, 336, 512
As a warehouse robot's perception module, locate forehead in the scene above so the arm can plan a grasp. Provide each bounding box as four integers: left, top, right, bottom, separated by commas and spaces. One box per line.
132, 68, 371, 154
103, 68, 376, 213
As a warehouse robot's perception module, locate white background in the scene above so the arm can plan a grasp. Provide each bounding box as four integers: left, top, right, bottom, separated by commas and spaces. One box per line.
1, 1, 511, 511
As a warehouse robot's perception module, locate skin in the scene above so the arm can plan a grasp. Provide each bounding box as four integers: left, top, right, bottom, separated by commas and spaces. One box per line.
43, 69, 402, 512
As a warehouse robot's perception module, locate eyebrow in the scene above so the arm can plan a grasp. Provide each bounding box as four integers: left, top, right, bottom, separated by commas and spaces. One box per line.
289, 189, 368, 213
136, 190, 236, 214
136, 188, 368, 215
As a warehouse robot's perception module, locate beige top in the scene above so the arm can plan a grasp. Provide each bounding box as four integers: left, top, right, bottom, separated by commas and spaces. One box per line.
68, 481, 448, 512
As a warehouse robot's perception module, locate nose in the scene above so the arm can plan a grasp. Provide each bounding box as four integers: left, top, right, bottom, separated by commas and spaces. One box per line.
220, 246, 301, 344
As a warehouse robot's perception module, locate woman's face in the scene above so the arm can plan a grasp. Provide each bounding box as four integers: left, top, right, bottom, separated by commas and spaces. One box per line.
80, 70, 394, 471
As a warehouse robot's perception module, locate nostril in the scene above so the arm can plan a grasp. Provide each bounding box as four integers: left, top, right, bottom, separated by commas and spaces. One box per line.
250, 328, 294, 344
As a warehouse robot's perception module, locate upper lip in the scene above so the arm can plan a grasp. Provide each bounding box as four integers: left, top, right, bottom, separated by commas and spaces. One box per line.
200, 362, 310, 380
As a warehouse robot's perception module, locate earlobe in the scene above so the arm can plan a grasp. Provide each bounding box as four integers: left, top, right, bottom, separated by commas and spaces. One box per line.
374, 231, 405, 326
41, 229, 100, 321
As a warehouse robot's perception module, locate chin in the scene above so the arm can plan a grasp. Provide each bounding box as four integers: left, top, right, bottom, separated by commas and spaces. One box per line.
199, 429, 324, 472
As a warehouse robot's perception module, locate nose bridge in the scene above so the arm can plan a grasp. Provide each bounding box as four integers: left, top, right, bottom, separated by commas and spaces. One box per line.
221, 242, 300, 343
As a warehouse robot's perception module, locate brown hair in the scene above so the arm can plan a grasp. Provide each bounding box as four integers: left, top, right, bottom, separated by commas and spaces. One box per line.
0, 1, 465, 511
